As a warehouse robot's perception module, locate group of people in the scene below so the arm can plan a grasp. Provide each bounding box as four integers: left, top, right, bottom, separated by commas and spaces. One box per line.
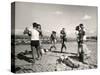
24, 22, 43, 63
50, 28, 67, 53
24, 22, 86, 63
75, 23, 86, 62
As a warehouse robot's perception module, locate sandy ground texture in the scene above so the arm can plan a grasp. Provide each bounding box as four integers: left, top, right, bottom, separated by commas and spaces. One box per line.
14, 41, 97, 73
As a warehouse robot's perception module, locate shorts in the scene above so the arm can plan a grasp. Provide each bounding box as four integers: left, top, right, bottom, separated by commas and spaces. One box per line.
31, 40, 40, 48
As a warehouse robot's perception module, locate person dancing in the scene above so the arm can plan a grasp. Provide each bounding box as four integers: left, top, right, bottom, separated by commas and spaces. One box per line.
60, 28, 67, 53
50, 31, 57, 51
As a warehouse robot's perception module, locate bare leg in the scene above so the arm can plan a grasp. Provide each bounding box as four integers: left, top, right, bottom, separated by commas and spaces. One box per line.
79, 43, 84, 62
54, 45, 56, 50
61, 44, 64, 53
38, 46, 42, 58
77, 42, 80, 56
39, 46, 42, 56
63, 42, 66, 50
50, 46, 53, 51
61, 40, 66, 53
39, 41, 42, 56
31, 46, 35, 63
36, 46, 42, 60
53, 41, 56, 50
36, 47, 39, 58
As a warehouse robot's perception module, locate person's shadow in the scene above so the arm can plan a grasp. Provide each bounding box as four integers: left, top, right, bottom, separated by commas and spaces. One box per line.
17, 50, 34, 63
51, 50, 77, 55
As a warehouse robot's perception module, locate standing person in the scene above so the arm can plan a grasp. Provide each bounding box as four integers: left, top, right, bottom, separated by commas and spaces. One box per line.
75, 24, 85, 62
75, 24, 86, 55
75, 25, 80, 56
60, 28, 67, 53
27, 22, 41, 63
50, 31, 57, 51
37, 24, 43, 56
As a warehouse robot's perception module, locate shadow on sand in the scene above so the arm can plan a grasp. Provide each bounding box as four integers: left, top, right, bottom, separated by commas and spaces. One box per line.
17, 51, 34, 63
51, 51, 77, 55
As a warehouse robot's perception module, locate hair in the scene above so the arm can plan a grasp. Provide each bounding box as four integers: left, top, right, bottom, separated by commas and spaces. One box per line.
52, 31, 56, 34
79, 23, 83, 27
37, 24, 41, 29
32, 22, 37, 28
75, 26, 79, 31
62, 28, 65, 30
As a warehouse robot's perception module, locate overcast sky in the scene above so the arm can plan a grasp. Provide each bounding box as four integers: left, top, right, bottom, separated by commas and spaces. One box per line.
15, 2, 97, 36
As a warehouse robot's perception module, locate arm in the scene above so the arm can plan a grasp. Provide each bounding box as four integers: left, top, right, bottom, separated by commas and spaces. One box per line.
37, 28, 43, 37
23, 27, 29, 34
23, 27, 31, 36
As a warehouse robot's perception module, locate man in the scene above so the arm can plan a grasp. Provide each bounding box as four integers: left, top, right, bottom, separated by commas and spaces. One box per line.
50, 31, 57, 51
60, 28, 67, 53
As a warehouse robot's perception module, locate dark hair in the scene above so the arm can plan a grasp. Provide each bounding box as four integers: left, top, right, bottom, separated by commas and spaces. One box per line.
62, 28, 65, 30
79, 23, 83, 27
37, 24, 41, 26
32, 22, 37, 28
37, 24, 41, 29
52, 31, 56, 34
75, 26, 79, 31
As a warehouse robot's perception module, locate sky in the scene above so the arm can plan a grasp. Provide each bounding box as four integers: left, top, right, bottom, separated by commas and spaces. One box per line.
14, 2, 98, 37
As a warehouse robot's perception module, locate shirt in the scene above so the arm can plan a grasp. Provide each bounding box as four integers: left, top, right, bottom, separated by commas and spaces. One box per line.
28, 27, 39, 40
